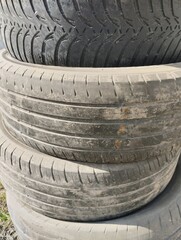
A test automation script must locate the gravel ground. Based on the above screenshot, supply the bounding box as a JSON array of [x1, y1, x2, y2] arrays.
[[0, 183, 17, 240]]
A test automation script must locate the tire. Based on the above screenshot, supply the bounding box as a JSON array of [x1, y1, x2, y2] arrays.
[[6, 158, 181, 240], [0, 51, 181, 163], [1, 0, 181, 67], [0, 117, 180, 222], [0, 18, 4, 49]]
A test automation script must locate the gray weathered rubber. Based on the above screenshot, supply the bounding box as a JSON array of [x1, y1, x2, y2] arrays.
[[1, 50, 181, 163], [6, 158, 181, 240], [0, 18, 4, 49], [1, 51, 181, 163], [0, 117, 180, 222]]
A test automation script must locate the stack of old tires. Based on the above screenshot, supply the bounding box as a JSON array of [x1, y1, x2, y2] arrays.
[[1, 1, 181, 240]]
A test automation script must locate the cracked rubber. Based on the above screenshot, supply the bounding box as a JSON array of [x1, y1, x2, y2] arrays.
[[0, 50, 181, 163], [0, 116, 180, 222], [6, 158, 181, 240], [1, 0, 181, 67]]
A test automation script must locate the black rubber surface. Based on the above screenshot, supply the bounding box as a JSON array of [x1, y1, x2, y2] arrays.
[[0, 116, 179, 222], [0, 50, 181, 163], [6, 158, 181, 240], [1, 0, 181, 67]]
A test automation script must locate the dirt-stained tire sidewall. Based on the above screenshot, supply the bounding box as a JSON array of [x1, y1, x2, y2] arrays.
[[0, 117, 180, 222], [6, 159, 181, 240], [1, 51, 181, 163]]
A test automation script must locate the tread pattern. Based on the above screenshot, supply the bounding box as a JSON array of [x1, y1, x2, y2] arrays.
[[6, 158, 181, 240], [1, 0, 181, 67], [2, 114, 181, 164], [1, 51, 181, 162], [0, 117, 180, 222]]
